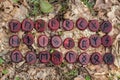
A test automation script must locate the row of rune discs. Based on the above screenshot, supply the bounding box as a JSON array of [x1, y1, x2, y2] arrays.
[[9, 18, 114, 65], [11, 50, 114, 65], [9, 18, 112, 33]]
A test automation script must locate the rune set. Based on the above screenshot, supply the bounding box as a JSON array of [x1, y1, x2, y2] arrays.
[[8, 18, 114, 65]]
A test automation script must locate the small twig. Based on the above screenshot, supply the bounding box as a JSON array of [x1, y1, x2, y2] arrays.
[[71, 0, 76, 5], [118, 40, 120, 54]]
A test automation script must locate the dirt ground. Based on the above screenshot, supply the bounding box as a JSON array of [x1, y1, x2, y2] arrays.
[[0, 0, 120, 80]]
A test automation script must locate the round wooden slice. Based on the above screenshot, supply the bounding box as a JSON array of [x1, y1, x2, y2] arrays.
[[25, 51, 37, 64], [9, 19, 21, 32], [9, 35, 20, 47], [39, 51, 50, 63], [76, 18, 88, 30], [23, 34, 34, 46], [103, 53, 114, 65], [101, 35, 112, 47], [89, 34, 101, 48], [65, 51, 77, 63], [63, 38, 75, 49], [79, 52, 90, 65], [78, 37, 89, 50], [38, 35, 48, 47], [100, 21, 112, 33], [51, 50, 63, 65], [11, 50, 22, 63], [51, 35, 62, 48], [88, 20, 99, 32], [35, 19, 47, 32], [90, 52, 102, 65], [22, 18, 34, 32], [48, 18, 59, 31], [62, 19, 74, 31]]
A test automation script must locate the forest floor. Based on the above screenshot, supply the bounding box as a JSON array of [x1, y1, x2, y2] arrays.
[[0, 0, 120, 80]]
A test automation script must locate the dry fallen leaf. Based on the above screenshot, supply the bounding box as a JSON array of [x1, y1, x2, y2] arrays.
[[0, 0, 120, 80], [112, 34, 120, 68], [74, 75, 85, 80], [94, 0, 112, 10]]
